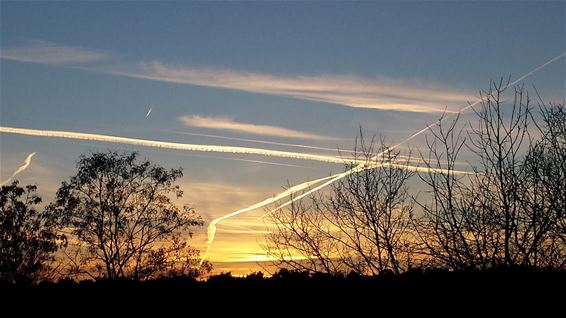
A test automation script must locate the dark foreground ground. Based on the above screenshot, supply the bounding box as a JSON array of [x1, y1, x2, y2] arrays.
[[3, 267, 565, 314]]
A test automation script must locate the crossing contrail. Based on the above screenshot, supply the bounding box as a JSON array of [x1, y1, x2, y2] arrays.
[[1, 152, 36, 186], [0, 126, 348, 164], [258, 161, 461, 219], [199, 51, 566, 264]]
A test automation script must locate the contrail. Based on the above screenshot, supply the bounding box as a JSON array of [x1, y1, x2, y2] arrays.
[[510, 52, 566, 86], [184, 153, 310, 169], [1, 152, 36, 186], [394, 53, 566, 149], [200, 174, 338, 264], [176, 131, 355, 154], [145, 107, 152, 118], [0, 126, 347, 164], [200, 52, 566, 264], [216, 157, 307, 168]]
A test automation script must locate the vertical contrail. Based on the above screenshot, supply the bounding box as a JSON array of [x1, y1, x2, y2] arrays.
[[200, 51, 566, 264], [0, 152, 36, 186]]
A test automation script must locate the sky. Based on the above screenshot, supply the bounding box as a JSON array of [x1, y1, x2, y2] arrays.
[[1, 1, 564, 275]]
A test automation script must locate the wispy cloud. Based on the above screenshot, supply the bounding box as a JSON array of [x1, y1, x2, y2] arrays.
[[0, 40, 473, 113], [179, 115, 332, 140], [0, 40, 109, 65], [112, 61, 474, 113]]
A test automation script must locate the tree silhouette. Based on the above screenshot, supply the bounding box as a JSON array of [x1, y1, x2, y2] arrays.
[[49, 151, 208, 280], [416, 82, 566, 269], [523, 100, 566, 267], [265, 82, 566, 273], [263, 135, 415, 275], [0, 181, 63, 284]]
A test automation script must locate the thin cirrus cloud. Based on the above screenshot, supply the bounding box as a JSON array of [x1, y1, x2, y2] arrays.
[[179, 115, 332, 141], [0, 41, 474, 113], [112, 61, 474, 113], [0, 40, 109, 65]]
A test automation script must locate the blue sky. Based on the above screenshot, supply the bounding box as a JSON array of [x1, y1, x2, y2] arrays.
[[1, 1, 564, 273]]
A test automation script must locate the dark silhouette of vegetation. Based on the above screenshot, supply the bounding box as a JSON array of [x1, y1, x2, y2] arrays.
[[264, 82, 566, 274], [0, 181, 64, 284], [416, 82, 566, 269], [263, 136, 415, 275], [2, 267, 565, 313], [48, 151, 211, 280]]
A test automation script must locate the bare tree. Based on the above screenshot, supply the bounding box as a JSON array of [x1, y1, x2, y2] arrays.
[[265, 82, 566, 274], [263, 135, 415, 275], [49, 151, 208, 280], [415, 112, 502, 269], [523, 100, 566, 268], [469, 82, 534, 266], [416, 81, 564, 269]]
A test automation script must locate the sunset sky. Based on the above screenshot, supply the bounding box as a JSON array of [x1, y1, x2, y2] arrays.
[[1, 1, 564, 275]]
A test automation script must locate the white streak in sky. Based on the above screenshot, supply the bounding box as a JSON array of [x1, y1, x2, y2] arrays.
[[146, 107, 153, 118], [200, 175, 337, 264], [179, 115, 333, 140], [1, 152, 36, 186], [184, 152, 309, 169], [200, 51, 566, 264], [0, 126, 345, 163], [176, 131, 354, 154], [0, 40, 109, 65]]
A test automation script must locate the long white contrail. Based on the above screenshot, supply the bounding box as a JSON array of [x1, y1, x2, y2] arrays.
[[145, 107, 153, 118], [394, 53, 566, 149], [176, 131, 355, 154], [180, 131, 424, 164], [1, 152, 36, 186], [0, 126, 347, 164], [200, 51, 566, 263]]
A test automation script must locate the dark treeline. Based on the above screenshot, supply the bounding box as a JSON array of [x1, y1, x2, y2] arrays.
[[3, 268, 566, 313], [1, 82, 565, 291]]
